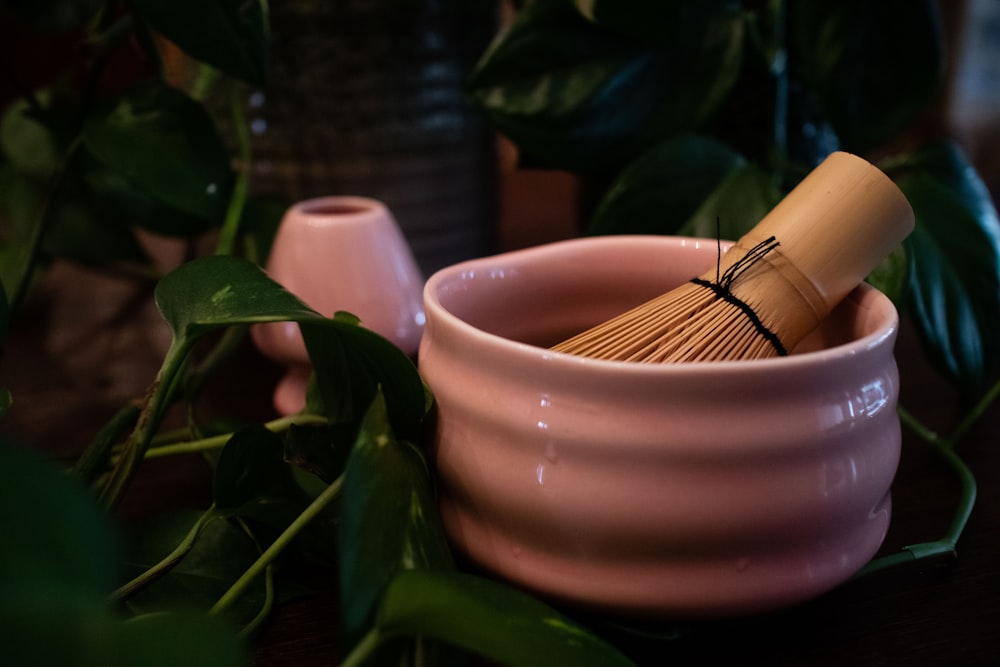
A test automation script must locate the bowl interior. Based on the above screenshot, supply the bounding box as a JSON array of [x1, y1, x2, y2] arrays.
[[431, 236, 890, 357]]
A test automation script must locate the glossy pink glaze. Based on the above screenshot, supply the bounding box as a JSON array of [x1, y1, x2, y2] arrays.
[[252, 196, 425, 415], [419, 236, 901, 618]]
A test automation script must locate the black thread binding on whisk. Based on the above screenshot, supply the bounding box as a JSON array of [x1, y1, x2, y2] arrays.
[[689, 225, 788, 357]]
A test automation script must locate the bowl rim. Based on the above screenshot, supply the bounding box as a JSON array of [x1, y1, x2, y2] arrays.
[[422, 235, 899, 376]]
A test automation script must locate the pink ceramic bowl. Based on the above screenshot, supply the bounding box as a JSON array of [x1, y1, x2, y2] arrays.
[[418, 235, 901, 618]]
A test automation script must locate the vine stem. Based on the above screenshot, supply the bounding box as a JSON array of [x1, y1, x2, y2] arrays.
[[8, 138, 82, 314], [210, 472, 345, 616], [233, 517, 276, 639], [950, 376, 1000, 446], [113, 507, 218, 601], [214, 80, 252, 257], [339, 628, 382, 667], [142, 413, 328, 460], [97, 338, 194, 508], [856, 399, 986, 578]]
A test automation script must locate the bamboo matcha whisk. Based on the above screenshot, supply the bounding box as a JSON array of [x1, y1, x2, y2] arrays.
[[550, 151, 915, 363]]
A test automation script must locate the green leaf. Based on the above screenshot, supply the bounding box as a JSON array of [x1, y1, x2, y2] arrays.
[[0, 607, 246, 667], [0, 441, 116, 609], [0, 99, 62, 179], [0, 442, 243, 667], [2, 0, 101, 30], [154, 255, 319, 340], [43, 174, 153, 268], [337, 391, 453, 646], [213, 425, 307, 526], [468, 0, 743, 172], [133, 0, 270, 87], [120, 510, 264, 619], [98, 611, 246, 667], [791, 0, 944, 152], [865, 241, 910, 305], [154, 256, 426, 435], [890, 143, 1000, 394], [82, 154, 218, 237], [284, 421, 357, 485], [574, 0, 741, 47], [374, 569, 636, 667], [0, 145, 153, 274], [587, 135, 749, 235], [300, 314, 427, 438], [676, 160, 783, 239], [82, 81, 234, 221]]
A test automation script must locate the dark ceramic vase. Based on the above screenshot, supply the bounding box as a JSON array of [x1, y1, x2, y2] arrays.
[[247, 0, 499, 276]]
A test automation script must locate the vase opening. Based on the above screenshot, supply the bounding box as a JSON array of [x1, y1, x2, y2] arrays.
[[300, 202, 372, 216]]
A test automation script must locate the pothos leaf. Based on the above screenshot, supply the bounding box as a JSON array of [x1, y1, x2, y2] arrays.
[[588, 134, 783, 243], [2, 0, 101, 31], [587, 135, 747, 236], [573, 0, 741, 47], [154, 255, 426, 438], [0, 441, 115, 608], [154, 255, 319, 340], [0, 607, 245, 667], [676, 160, 783, 239], [300, 313, 427, 439], [888, 142, 1000, 394], [213, 425, 306, 525], [0, 98, 62, 179], [133, 0, 270, 87], [0, 442, 244, 666], [82, 81, 234, 222], [120, 510, 264, 620], [791, 0, 944, 153], [467, 0, 742, 173], [865, 242, 910, 306], [374, 569, 636, 667], [337, 391, 453, 647], [283, 421, 357, 485]]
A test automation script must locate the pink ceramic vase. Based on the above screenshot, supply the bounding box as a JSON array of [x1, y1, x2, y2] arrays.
[[252, 196, 425, 415]]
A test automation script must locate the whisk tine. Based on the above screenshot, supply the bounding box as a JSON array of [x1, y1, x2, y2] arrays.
[[549, 152, 916, 364]]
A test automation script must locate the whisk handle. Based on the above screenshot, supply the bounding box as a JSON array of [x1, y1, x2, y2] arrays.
[[740, 151, 914, 314]]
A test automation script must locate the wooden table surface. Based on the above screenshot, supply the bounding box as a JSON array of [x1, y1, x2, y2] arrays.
[[2, 171, 998, 666]]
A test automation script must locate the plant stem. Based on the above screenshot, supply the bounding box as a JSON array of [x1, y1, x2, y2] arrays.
[[210, 473, 345, 615], [73, 403, 141, 484], [237, 563, 276, 638], [214, 81, 252, 257], [339, 628, 382, 667], [143, 413, 328, 460], [8, 138, 82, 314], [897, 404, 941, 445], [949, 376, 1000, 447], [932, 439, 978, 546], [233, 517, 276, 638], [113, 508, 218, 601], [857, 405, 979, 578], [98, 339, 194, 508]]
